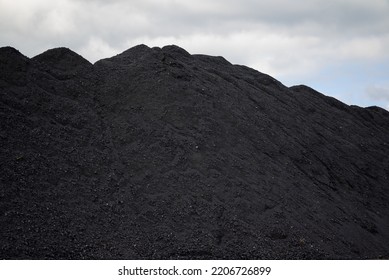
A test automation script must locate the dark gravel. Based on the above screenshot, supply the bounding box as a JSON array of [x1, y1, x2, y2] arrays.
[[1, 44, 388, 259]]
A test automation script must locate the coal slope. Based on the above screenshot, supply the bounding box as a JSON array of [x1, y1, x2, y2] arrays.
[[1, 45, 389, 259]]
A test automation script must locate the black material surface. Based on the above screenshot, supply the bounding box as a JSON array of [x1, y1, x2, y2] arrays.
[[1, 45, 388, 259]]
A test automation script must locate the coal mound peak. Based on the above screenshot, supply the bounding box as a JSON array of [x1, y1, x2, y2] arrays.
[[0, 46, 29, 67], [0, 46, 30, 86], [114, 44, 151, 59], [1, 45, 389, 260], [162, 44, 191, 57], [98, 44, 192, 67], [0, 46, 27, 60], [33, 47, 91, 71]]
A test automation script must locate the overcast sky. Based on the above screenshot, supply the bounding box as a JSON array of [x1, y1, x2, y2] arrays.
[[1, 0, 389, 110]]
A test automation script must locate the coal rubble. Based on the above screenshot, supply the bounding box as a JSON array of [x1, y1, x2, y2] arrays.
[[0, 45, 388, 259]]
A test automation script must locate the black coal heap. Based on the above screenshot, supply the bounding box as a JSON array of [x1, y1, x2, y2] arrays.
[[1, 45, 388, 259]]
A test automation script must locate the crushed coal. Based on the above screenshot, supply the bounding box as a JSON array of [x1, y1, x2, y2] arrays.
[[1, 45, 388, 259]]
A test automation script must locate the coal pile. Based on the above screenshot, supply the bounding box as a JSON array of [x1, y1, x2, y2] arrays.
[[1, 44, 388, 259]]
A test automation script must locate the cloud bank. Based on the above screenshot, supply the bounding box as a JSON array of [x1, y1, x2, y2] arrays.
[[1, 0, 388, 109]]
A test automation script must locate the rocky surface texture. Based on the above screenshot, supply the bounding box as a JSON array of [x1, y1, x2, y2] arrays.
[[1, 45, 388, 259]]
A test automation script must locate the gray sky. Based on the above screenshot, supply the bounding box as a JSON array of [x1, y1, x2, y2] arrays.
[[1, 0, 389, 110]]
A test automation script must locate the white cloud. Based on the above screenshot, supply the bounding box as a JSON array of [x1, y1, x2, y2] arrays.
[[365, 85, 389, 110], [78, 37, 119, 63], [366, 85, 389, 101], [40, 0, 77, 35]]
